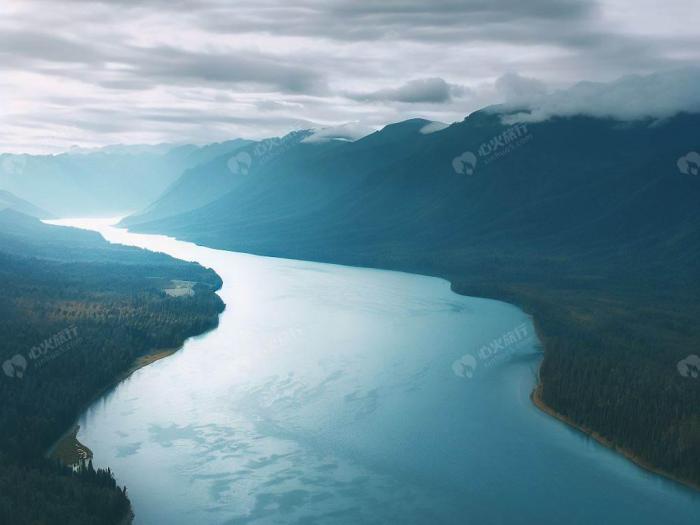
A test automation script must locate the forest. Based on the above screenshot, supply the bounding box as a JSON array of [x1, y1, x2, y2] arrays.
[[374, 248, 700, 487], [0, 216, 224, 524], [451, 270, 700, 486]]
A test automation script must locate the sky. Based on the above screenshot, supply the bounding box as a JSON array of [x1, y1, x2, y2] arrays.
[[1, 0, 699, 153]]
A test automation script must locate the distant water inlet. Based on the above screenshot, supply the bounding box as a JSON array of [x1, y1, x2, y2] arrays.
[[54, 218, 699, 525]]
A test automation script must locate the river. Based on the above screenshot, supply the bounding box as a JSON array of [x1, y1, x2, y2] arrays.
[[52, 218, 698, 524]]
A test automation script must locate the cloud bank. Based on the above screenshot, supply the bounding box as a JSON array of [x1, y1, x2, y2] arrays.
[[1, 0, 699, 152], [349, 78, 466, 104], [302, 123, 378, 143], [500, 69, 700, 123]]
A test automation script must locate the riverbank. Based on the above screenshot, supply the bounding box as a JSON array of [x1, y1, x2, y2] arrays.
[[49, 425, 93, 465], [0, 215, 226, 524], [454, 281, 700, 493], [531, 383, 700, 493], [45, 340, 217, 525], [465, 283, 700, 493], [48, 347, 181, 466]]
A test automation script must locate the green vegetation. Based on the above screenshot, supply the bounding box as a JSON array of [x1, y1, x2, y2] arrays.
[[50, 426, 93, 466], [447, 263, 700, 487], [0, 212, 224, 524]]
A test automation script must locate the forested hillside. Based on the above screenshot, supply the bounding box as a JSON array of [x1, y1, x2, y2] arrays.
[[0, 212, 225, 524]]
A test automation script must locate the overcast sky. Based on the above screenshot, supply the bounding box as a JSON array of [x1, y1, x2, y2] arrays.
[[1, 0, 699, 153]]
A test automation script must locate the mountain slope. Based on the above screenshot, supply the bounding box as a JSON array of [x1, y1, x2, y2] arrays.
[[123, 110, 700, 487], [0, 190, 54, 219], [0, 139, 250, 217], [125, 111, 700, 281], [121, 134, 301, 226]]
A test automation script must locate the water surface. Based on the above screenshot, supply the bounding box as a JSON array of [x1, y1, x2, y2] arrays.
[[54, 218, 698, 524]]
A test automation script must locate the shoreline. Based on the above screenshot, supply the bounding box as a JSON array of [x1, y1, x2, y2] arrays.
[[531, 383, 700, 493], [49, 425, 93, 466], [47, 346, 180, 466], [504, 299, 699, 495], [46, 346, 183, 525]]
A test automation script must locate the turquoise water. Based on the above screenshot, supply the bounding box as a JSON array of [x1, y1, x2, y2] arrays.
[[56, 219, 699, 524]]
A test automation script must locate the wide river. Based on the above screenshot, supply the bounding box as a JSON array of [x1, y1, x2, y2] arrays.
[[55, 218, 698, 524]]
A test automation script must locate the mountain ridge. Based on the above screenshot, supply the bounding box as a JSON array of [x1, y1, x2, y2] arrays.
[[0, 190, 54, 219], [0, 139, 251, 217]]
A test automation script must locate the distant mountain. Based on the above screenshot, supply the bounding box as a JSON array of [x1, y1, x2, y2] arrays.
[[122, 109, 700, 487], [122, 133, 308, 226], [123, 111, 700, 282], [0, 139, 250, 217], [0, 190, 54, 219], [0, 209, 205, 269], [0, 209, 114, 262]]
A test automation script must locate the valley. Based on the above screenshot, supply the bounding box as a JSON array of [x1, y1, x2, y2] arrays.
[[121, 110, 700, 489]]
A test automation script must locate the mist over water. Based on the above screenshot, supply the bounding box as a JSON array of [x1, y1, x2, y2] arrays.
[[51, 219, 699, 525]]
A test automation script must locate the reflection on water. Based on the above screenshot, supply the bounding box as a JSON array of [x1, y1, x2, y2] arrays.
[[52, 218, 699, 524]]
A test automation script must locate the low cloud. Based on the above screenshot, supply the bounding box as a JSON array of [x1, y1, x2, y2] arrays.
[[495, 73, 549, 106], [349, 78, 465, 104], [500, 68, 700, 123], [419, 121, 450, 134], [302, 122, 377, 143]]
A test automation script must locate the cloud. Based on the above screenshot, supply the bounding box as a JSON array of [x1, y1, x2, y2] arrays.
[[495, 73, 548, 105], [132, 47, 328, 94], [349, 78, 466, 104], [302, 122, 376, 143], [500, 68, 700, 122], [419, 121, 450, 134], [202, 0, 596, 43], [0, 29, 105, 65], [1, 0, 700, 152], [0, 29, 327, 95]]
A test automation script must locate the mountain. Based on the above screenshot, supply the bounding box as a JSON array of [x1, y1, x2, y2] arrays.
[[0, 208, 104, 259], [0, 139, 250, 217], [122, 109, 700, 487], [0, 190, 54, 219], [123, 111, 700, 282], [122, 132, 308, 226]]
